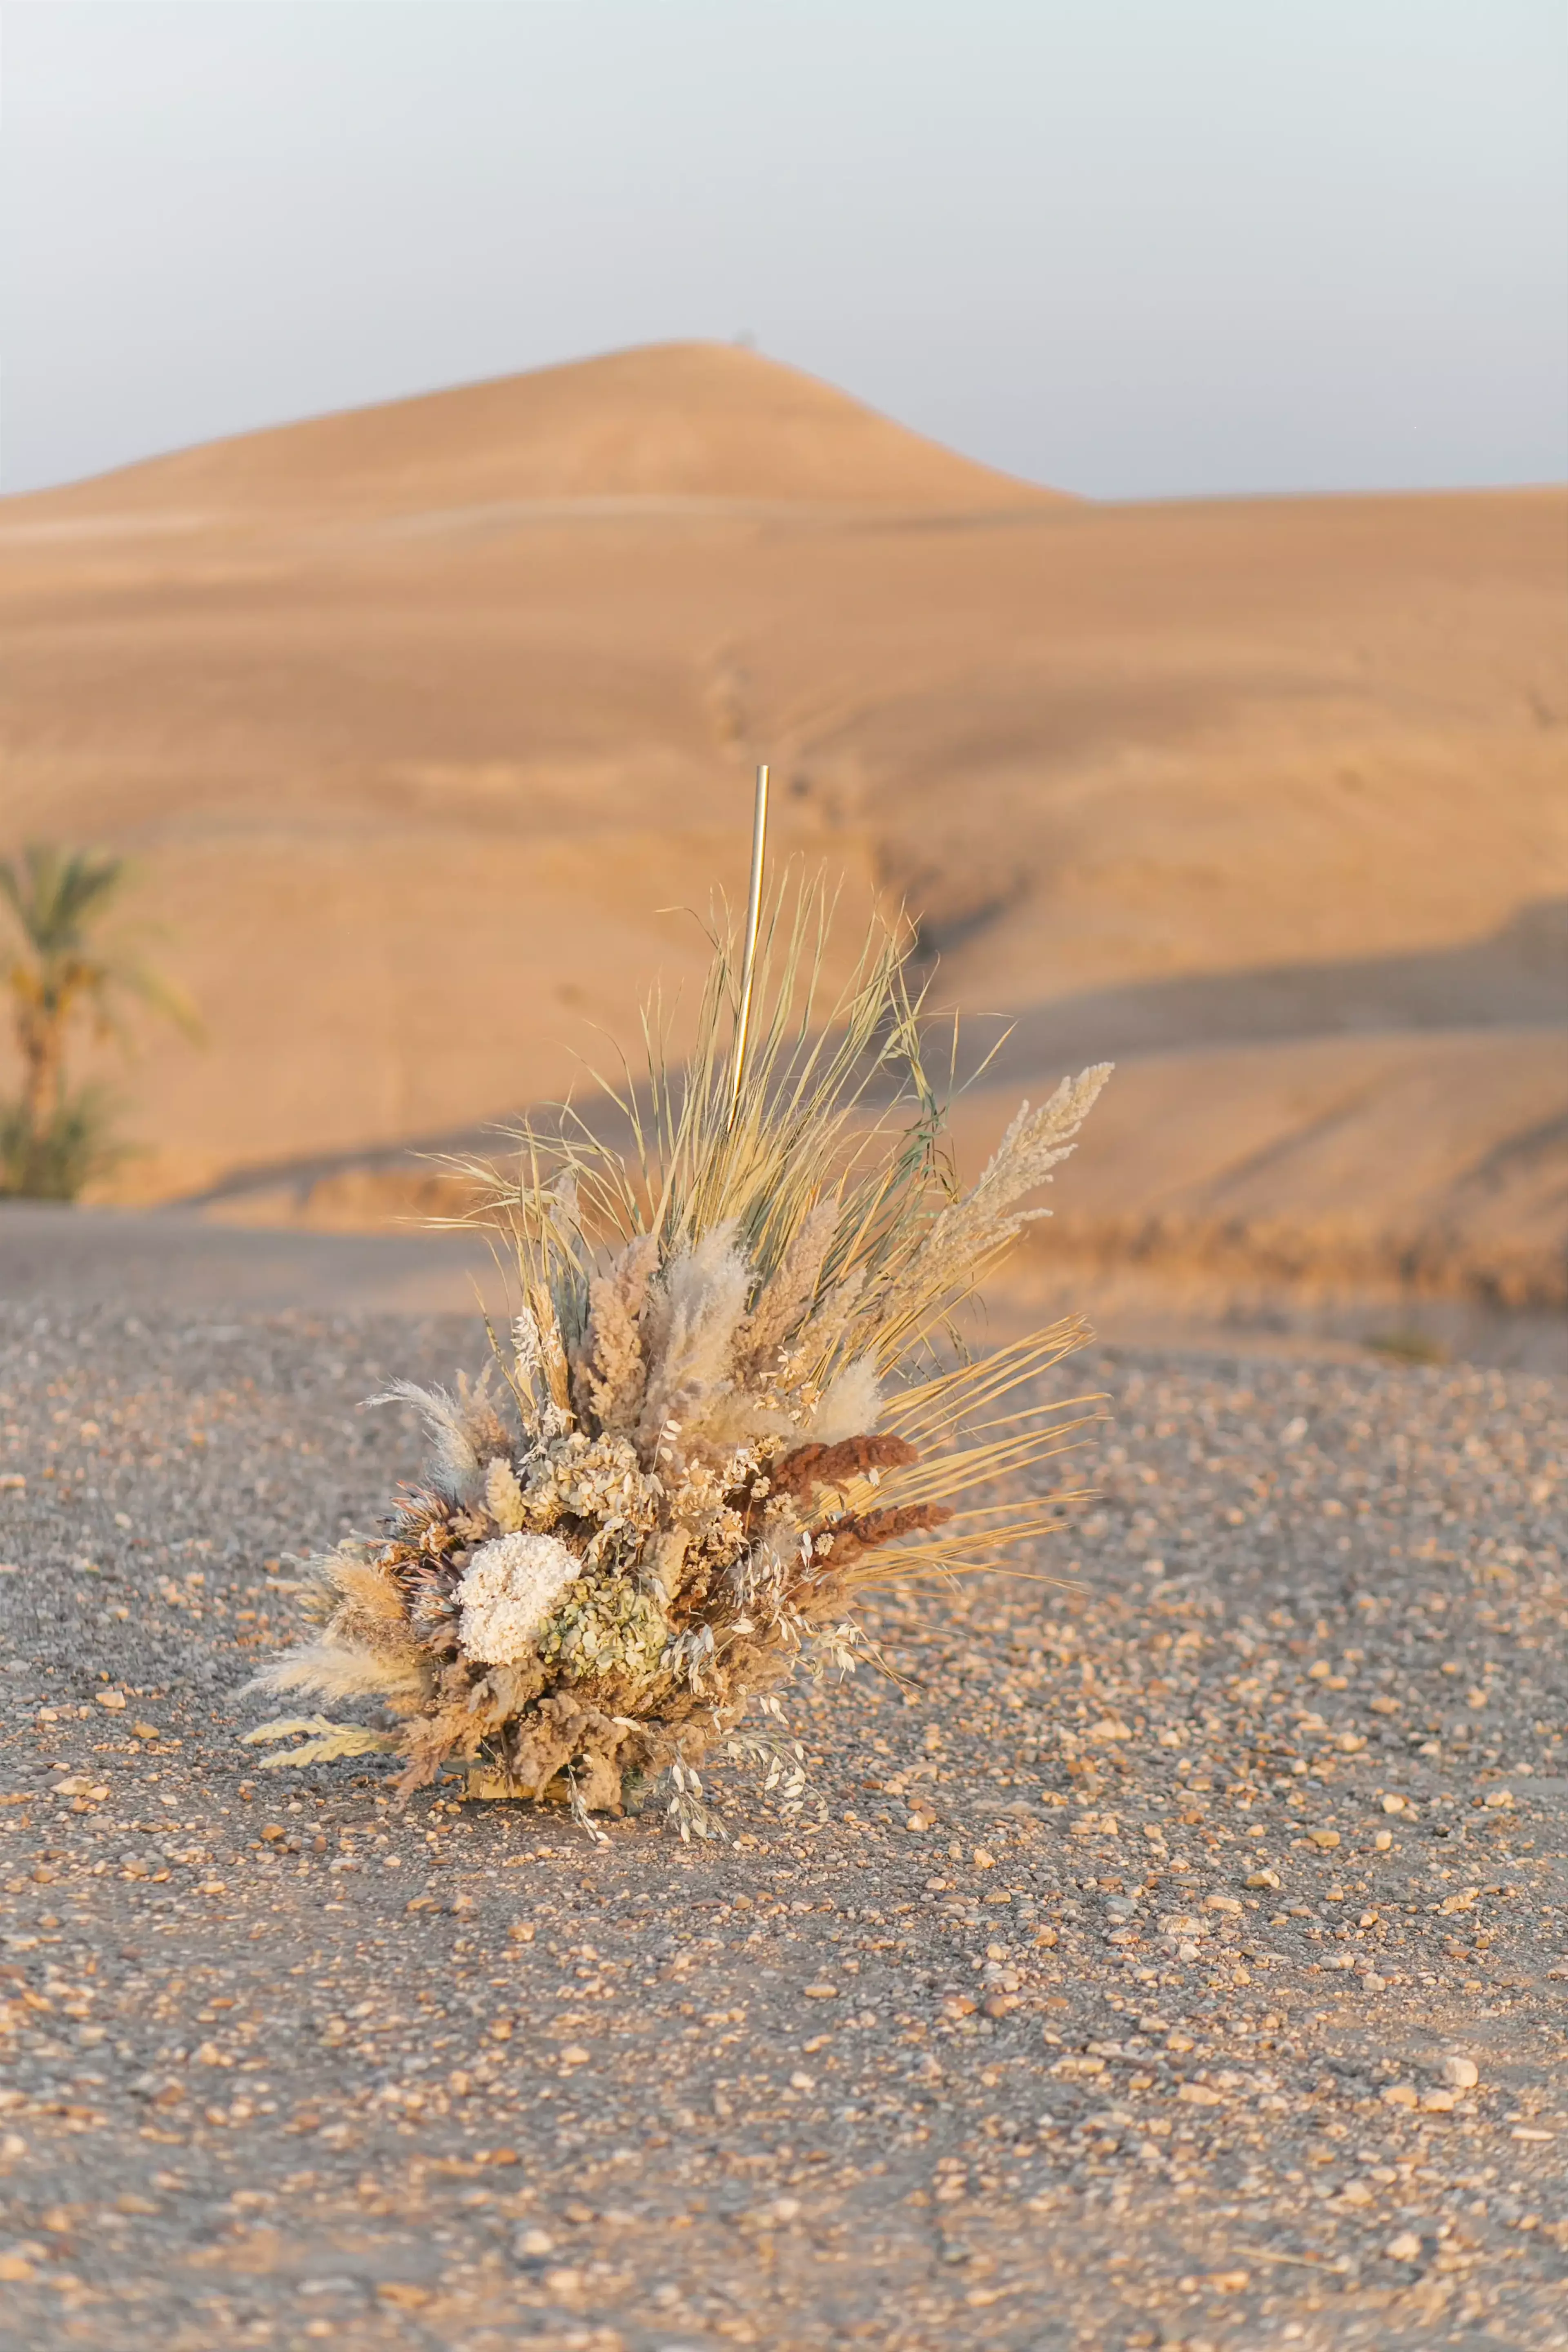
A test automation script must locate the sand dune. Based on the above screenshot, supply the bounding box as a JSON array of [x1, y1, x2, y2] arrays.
[[3, 341, 1051, 520], [1, 341, 1563, 1341]]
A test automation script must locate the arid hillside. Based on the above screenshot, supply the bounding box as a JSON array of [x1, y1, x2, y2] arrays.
[[9, 340, 1054, 518], [2, 341, 1563, 1349]]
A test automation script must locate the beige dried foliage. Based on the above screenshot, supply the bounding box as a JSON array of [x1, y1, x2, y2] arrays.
[[733, 1195, 839, 1378], [484, 1455, 528, 1532], [245, 876, 1110, 1831], [240, 1717, 401, 1768], [635, 1222, 752, 1462], [577, 1232, 658, 1432]]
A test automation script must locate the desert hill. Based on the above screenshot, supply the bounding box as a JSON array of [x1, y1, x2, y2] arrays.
[[2, 341, 1054, 520], [1, 343, 1563, 1356]]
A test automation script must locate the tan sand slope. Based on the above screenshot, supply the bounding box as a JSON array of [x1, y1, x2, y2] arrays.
[[4, 341, 1053, 520], [0, 342, 1563, 1338], [960, 1027, 1568, 1306]]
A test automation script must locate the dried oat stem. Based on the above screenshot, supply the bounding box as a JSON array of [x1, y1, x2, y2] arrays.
[[727, 762, 769, 1126]]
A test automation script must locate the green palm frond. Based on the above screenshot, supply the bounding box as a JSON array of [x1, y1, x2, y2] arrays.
[[0, 842, 128, 956], [0, 838, 202, 1199]]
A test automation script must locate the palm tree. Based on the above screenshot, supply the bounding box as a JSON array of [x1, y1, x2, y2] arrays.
[[0, 842, 200, 1198]]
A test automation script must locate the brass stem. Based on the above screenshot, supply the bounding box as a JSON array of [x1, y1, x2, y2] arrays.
[[727, 764, 769, 1125]]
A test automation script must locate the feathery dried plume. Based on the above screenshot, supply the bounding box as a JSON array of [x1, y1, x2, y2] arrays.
[[366, 1372, 509, 1502], [808, 1354, 883, 1443], [243, 869, 1110, 1831], [576, 1232, 658, 1432], [634, 1221, 752, 1464], [733, 1195, 839, 1378]]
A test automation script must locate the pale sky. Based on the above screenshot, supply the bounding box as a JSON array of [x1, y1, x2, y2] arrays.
[[3, 0, 1565, 499]]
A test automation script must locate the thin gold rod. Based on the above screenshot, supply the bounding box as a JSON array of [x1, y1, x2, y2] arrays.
[[727, 763, 769, 1124]]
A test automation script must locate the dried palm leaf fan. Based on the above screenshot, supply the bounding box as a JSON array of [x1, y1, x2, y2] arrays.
[[244, 770, 1112, 1837]]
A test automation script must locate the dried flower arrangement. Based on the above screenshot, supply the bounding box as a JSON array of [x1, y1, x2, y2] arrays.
[[244, 806, 1110, 1837]]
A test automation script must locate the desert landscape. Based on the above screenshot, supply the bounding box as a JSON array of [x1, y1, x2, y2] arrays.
[[9, 0, 1568, 2331], [1, 342, 1566, 2352], [1, 341, 1563, 1358]]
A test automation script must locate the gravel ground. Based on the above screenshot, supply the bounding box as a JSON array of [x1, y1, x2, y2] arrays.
[[0, 1304, 1564, 2352]]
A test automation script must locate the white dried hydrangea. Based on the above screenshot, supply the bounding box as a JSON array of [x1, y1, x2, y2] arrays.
[[459, 1531, 580, 1665]]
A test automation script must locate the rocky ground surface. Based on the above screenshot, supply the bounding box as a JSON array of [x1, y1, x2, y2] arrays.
[[0, 1303, 1564, 2352]]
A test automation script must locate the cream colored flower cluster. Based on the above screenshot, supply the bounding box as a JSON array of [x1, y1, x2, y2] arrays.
[[459, 1531, 578, 1666]]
